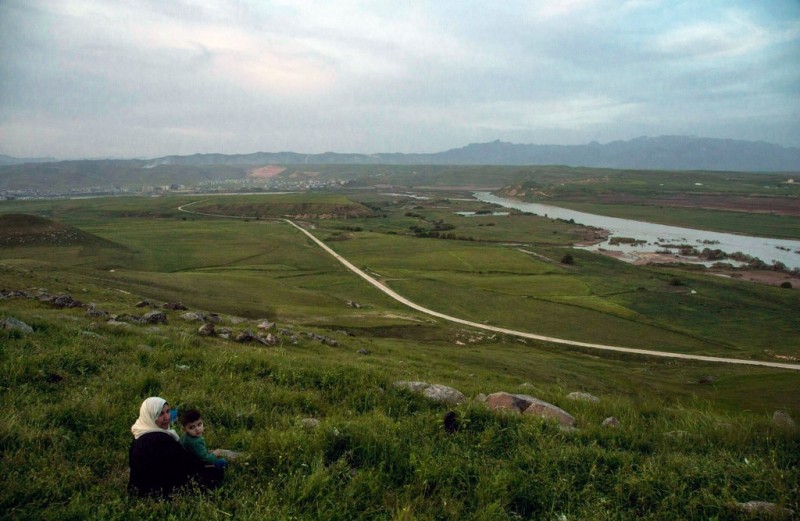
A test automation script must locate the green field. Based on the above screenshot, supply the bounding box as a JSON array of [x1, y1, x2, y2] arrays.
[[1, 192, 799, 519]]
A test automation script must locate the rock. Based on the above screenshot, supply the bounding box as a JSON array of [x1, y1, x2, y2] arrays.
[[698, 375, 716, 384], [162, 302, 188, 310], [135, 300, 155, 308], [257, 320, 275, 330], [602, 417, 620, 428], [300, 418, 321, 429], [106, 319, 128, 327], [206, 313, 221, 324], [567, 392, 599, 402], [85, 306, 109, 318], [393, 381, 466, 405], [255, 333, 278, 346], [51, 294, 74, 308], [1, 317, 34, 334], [357, 349, 369, 355], [198, 323, 215, 336], [736, 501, 794, 518], [236, 330, 255, 342], [523, 401, 577, 427], [485, 392, 577, 427], [772, 410, 796, 429], [181, 311, 205, 322], [485, 392, 534, 413], [346, 300, 361, 309], [474, 393, 487, 403], [141, 311, 167, 324], [217, 327, 232, 339]]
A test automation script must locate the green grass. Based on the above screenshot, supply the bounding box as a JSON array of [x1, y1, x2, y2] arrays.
[[1, 192, 799, 519]]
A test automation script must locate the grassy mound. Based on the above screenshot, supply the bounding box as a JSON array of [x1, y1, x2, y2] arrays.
[[0, 213, 122, 248]]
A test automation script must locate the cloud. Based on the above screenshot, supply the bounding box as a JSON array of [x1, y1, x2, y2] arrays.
[[1, 0, 799, 158]]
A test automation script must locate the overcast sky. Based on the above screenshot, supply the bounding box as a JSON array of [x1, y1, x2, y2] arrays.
[[1, 0, 799, 159]]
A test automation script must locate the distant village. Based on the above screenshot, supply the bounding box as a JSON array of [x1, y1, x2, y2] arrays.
[[0, 176, 349, 201]]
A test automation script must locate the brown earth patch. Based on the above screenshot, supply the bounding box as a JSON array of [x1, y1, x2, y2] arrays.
[[248, 165, 286, 179]]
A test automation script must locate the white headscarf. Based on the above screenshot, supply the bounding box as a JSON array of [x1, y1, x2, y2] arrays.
[[131, 396, 179, 441]]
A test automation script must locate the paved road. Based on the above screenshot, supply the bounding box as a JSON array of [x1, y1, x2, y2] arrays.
[[177, 201, 800, 371]]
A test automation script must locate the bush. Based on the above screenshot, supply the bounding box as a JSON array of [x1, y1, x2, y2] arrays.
[[561, 254, 574, 265], [780, 281, 792, 289]]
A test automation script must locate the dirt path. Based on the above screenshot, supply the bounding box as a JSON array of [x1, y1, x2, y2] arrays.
[[176, 201, 799, 371], [285, 220, 800, 371]]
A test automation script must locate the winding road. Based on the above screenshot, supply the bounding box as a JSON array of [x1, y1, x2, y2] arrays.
[[178, 200, 800, 371]]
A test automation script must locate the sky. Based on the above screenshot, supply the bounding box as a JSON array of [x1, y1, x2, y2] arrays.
[[1, 0, 799, 159]]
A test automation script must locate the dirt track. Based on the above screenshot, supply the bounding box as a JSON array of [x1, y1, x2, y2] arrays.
[[285, 219, 800, 371]]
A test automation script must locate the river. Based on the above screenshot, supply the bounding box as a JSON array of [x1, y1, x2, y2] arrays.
[[474, 192, 800, 270]]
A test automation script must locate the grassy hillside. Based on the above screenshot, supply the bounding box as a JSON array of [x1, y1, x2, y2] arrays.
[[1, 192, 799, 519]]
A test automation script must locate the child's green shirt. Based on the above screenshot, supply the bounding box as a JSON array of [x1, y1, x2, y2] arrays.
[[179, 433, 218, 464]]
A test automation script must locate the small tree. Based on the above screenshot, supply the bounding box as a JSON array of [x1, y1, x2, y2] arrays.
[[561, 253, 574, 265]]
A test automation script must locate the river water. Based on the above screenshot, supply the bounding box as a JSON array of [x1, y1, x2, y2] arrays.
[[474, 192, 800, 270]]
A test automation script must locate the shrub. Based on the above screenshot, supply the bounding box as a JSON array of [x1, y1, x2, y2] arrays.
[[561, 254, 574, 265]]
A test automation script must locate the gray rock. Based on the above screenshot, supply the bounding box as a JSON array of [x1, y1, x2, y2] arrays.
[[393, 381, 466, 404], [162, 302, 187, 310], [772, 410, 796, 429], [257, 320, 275, 330], [357, 349, 369, 355], [736, 501, 794, 518], [181, 311, 205, 322], [256, 333, 279, 346], [198, 323, 215, 336], [217, 327, 232, 339], [0, 317, 34, 334], [141, 311, 167, 324], [602, 417, 620, 428], [567, 392, 599, 402], [485, 392, 577, 427], [236, 330, 255, 342], [300, 418, 321, 428]]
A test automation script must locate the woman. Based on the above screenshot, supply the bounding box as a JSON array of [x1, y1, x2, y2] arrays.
[[128, 397, 223, 497]]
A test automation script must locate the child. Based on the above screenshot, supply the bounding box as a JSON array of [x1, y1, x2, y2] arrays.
[[178, 409, 228, 469]]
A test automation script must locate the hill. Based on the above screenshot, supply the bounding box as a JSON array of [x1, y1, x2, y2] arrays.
[[2, 136, 799, 195], [139, 136, 800, 171], [0, 213, 123, 248]]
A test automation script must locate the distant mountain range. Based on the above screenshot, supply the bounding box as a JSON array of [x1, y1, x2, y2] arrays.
[[2, 136, 799, 172]]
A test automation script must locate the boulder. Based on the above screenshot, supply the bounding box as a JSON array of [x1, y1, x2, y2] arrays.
[[236, 330, 255, 342], [181, 311, 205, 322], [485, 392, 577, 427], [602, 417, 620, 428], [206, 313, 221, 324], [217, 327, 232, 340], [135, 300, 155, 308], [485, 392, 533, 413], [357, 349, 369, 355], [736, 501, 794, 518], [162, 302, 188, 310], [198, 323, 215, 336], [255, 333, 279, 346], [1, 317, 34, 334], [698, 375, 716, 384], [141, 311, 167, 324], [393, 381, 466, 405], [257, 320, 275, 330], [300, 418, 321, 429], [85, 305, 109, 318], [772, 410, 795, 429], [51, 294, 75, 308], [567, 392, 599, 402]]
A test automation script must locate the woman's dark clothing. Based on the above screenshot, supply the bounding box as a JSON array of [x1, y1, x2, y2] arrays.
[[128, 432, 223, 497]]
